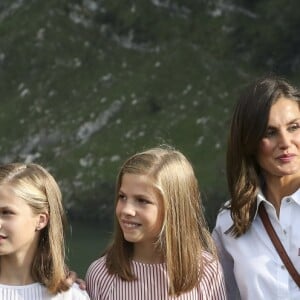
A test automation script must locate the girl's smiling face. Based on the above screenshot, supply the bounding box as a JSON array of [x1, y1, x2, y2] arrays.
[[116, 173, 164, 251]]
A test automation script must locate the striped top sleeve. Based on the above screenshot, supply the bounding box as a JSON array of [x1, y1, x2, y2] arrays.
[[85, 252, 227, 300]]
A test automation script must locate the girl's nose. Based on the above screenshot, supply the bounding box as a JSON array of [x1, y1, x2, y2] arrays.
[[121, 200, 136, 216]]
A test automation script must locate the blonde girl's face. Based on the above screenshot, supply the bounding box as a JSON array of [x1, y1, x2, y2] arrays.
[[116, 173, 164, 252], [0, 186, 43, 260], [257, 97, 300, 180]]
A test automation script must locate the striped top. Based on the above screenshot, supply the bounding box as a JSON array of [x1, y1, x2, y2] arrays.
[[0, 282, 90, 300], [86, 252, 227, 300]]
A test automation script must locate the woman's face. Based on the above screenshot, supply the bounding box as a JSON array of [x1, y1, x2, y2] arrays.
[[257, 97, 300, 180]]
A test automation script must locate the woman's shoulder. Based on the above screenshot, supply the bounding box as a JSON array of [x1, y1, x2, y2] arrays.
[[214, 201, 233, 228]]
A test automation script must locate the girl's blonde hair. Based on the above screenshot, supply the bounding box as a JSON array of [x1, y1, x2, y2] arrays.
[[106, 146, 216, 296], [0, 163, 69, 294]]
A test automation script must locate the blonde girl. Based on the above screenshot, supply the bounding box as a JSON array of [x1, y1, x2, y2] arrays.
[[0, 163, 90, 300], [86, 146, 226, 299]]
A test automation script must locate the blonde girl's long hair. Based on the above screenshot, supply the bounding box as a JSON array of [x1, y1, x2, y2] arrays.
[[0, 163, 69, 294], [105, 146, 217, 296]]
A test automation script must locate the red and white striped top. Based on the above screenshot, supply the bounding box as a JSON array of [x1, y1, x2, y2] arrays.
[[85, 252, 227, 300]]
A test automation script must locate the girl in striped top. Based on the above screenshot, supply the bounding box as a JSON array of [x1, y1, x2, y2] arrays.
[[86, 146, 226, 299], [0, 163, 90, 300]]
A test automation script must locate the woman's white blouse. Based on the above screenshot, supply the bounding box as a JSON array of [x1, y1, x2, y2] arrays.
[[212, 189, 300, 300], [0, 282, 90, 300]]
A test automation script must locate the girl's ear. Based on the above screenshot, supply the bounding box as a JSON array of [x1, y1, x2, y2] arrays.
[[36, 213, 49, 231]]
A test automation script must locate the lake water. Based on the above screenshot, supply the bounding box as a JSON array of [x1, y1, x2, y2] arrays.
[[66, 220, 113, 278]]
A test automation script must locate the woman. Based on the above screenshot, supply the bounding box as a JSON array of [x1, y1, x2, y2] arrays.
[[86, 146, 226, 299], [213, 75, 300, 299]]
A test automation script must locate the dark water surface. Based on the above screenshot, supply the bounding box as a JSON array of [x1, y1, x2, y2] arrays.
[[66, 220, 112, 277]]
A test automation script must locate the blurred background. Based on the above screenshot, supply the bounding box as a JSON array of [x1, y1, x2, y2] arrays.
[[1, 0, 300, 277]]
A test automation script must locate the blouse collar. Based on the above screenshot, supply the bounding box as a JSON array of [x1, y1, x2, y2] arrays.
[[254, 187, 300, 219]]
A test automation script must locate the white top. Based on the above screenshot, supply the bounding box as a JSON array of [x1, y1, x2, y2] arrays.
[[85, 251, 227, 300], [212, 189, 300, 300], [0, 282, 90, 300]]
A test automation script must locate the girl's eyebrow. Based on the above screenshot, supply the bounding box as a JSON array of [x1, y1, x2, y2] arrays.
[[119, 188, 149, 197], [134, 194, 149, 199], [130, 192, 151, 200], [118, 189, 129, 195]]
